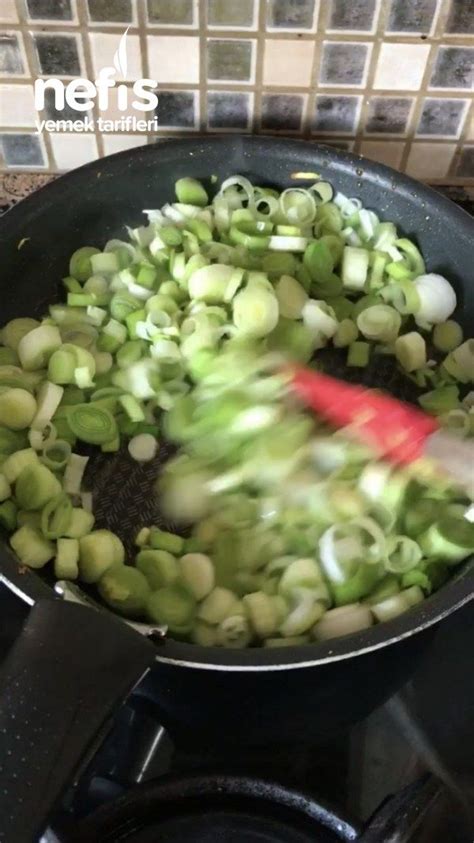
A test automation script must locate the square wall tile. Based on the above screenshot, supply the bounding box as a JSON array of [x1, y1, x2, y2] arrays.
[[328, 0, 377, 32], [266, 0, 317, 31], [263, 39, 314, 86], [26, 0, 74, 20], [417, 98, 468, 138], [456, 146, 473, 178], [87, 0, 133, 22], [147, 0, 195, 26], [0, 84, 37, 127], [89, 32, 142, 81], [207, 0, 256, 29], [148, 36, 200, 83], [0, 1, 19, 23], [374, 43, 430, 90], [157, 90, 197, 128], [1, 133, 45, 167], [387, 0, 438, 33], [0, 34, 25, 74], [102, 134, 147, 155], [360, 140, 405, 170], [51, 133, 98, 170], [261, 93, 304, 131], [33, 33, 81, 77], [208, 91, 251, 129], [319, 42, 370, 87], [366, 97, 413, 134], [313, 95, 361, 134], [429, 47, 473, 89], [207, 38, 254, 83], [406, 142, 456, 178], [446, 0, 474, 34]]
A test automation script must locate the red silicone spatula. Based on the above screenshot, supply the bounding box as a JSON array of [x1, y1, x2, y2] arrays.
[[290, 366, 474, 494]]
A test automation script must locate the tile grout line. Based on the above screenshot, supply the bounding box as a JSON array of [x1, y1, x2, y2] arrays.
[[304, 0, 325, 139], [198, 0, 207, 133], [353, 0, 388, 157], [135, 0, 152, 147], [399, 0, 452, 174], [252, 0, 265, 133], [75, 0, 103, 161]]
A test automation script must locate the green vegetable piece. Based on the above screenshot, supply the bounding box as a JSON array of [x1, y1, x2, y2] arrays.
[[69, 246, 100, 282], [136, 549, 178, 590], [146, 585, 196, 632], [175, 177, 208, 207], [10, 524, 55, 568], [68, 404, 118, 445], [16, 464, 62, 511], [54, 537, 79, 580], [99, 564, 150, 617], [347, 341, 370, 367], [0, 499, 17, 531], [303, 240, 334, 285], [149, 527, 184, 555], [79, 529, 125, 583]]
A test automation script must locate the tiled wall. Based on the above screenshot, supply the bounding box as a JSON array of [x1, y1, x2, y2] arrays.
[[0, 0, 472, 181]]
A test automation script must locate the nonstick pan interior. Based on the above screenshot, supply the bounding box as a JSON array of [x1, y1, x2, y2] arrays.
[[1, 136, 472, 668]]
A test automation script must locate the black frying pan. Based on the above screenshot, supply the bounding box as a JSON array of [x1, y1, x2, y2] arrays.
[[0, 137, 472, 843]]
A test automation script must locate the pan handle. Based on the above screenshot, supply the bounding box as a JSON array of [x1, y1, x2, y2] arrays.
[[0, 597, 157, 843]]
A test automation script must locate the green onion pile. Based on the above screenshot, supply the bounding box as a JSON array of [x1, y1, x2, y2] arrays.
[[1, 174, 473, 648]]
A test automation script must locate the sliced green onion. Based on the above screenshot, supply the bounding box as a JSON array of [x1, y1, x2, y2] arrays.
[[68, 404, 118, 445], [414, 273, 457, 328], [0, 499, 17, 531], [18, 325, 62, 371], [0, 473, 11, 502], [233, 283, 279, 338], [385, 535, 422, 574], [313, 603, 372, 641], [10, 524, 55, 568], [433, 320, 463, 353], [0, 388, 37, 430], [418, 385, 460, 415], [128, 433, 158, 462], [2, 318, 40, 351], [41, 493, 72, 539], [342, 246, 369, 290], [54, 537, 79, 580], [333, 318, 358, 348], [2, 448, 39, 484], [69, 246, 100, 282], [371, 593, 412, 623], [347, 341, 370, 367], [274, 275, 308, 319], [357, 305, 401, 343], [175, 177, 208, 207], [42, 439, 71, 471], [395, 332, 426, 372], [98, 565, 150, 617], [179, 552, 215, 600], [79, 529, 125, 583], [16, 463, 62, 511], [32, 381, 64, 430]]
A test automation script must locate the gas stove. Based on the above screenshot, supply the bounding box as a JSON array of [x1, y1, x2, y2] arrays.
[[1, 582, 472, 843]]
